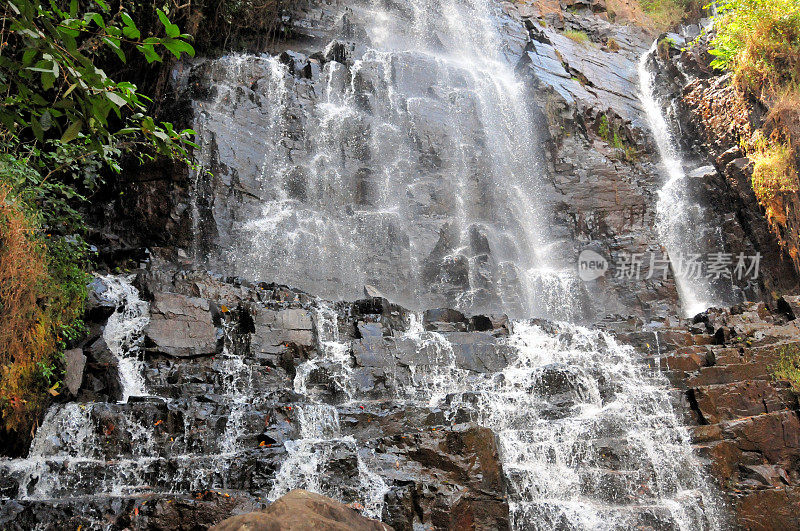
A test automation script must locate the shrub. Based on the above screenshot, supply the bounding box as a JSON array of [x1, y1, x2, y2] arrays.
[[0, 1, 196, 450], [597, 114, 638, 160], [749, 132, 798, 227], [0, 181, 89, 440], [709, 0, 800, 101], [772, 344, 800, 391], [563, 30, 591, 45]]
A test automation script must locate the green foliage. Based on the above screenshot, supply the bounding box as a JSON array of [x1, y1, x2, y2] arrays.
[[0, 0, 197, 444], [563, 29, 590, 45], [772, 344, 800, 391], [597, 114, 637, 161], [0, 0, 197, 165], [708, 0, 800, 99]]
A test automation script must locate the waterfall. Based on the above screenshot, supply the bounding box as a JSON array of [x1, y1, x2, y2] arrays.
[[98, 274, 150, 402], [637, 43, 732, 316], [397, 321, 723, 529], [194, 0, 585, 319], [0, 2, 729, 529]]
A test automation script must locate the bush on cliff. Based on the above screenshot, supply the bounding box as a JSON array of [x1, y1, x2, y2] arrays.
[[709, 0, 800, 100], [0, 0, 196, 452], [709, 0, 800, 231]]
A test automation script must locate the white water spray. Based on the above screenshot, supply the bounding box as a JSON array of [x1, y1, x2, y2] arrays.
[[98, 274, 150, 402], [638, 44, 728, 316]]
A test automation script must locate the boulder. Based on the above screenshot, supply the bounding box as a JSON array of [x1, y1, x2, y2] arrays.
[[63, 348, 86, 396], [145, 292, 219, 357], [209, 490, 392, 531]]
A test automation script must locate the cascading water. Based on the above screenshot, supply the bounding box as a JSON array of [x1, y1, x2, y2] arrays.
[[193, 0, 585, 319], [269, 304, 389, 519], [98, 274, 150, 401], [399, 321, 724, 529], [0, 1, 729, 529], [637, 43, 734, 316]]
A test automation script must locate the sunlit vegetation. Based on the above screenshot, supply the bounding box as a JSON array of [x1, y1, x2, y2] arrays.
[[709, 0, 800, 228], [772, 344, 800, 391], [709, 0, 800, 99], [0, 0, 196, 445], [563, 29, 591, 45]]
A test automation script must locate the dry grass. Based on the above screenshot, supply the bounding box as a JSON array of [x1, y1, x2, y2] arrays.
[[766, 89, 800, 154], [750, 134, 798, 223], [0, 184, 54, 436]]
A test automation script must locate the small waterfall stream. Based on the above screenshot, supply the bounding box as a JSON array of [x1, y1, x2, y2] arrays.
[[638, 42, 733, 316], [97, 275, 150, 402]]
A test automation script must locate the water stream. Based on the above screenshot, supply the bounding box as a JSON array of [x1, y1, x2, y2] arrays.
[[637, 43, 733, 316]]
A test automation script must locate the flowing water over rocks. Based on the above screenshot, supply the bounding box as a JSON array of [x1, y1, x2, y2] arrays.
[[191, 0, 584, 319], [0, 0, 754, 529], [0, 268, 725, 529]]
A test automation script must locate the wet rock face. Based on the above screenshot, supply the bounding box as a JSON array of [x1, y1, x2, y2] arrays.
[[651, 34, 800, 299], [614, 301, 800, 529], [180, 0, 693, 323], [0, 264, 513, 530]]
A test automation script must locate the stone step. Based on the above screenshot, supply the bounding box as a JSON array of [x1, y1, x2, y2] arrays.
[[0, 490, 267, 531], [1, 449, 286, 500]]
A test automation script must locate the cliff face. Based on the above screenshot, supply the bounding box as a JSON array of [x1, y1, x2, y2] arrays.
[[653, 35, 800, 299]]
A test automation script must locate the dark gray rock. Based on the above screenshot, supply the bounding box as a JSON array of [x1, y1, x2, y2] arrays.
[[63, 348, 86, 396], [145, 292, 219, 357]]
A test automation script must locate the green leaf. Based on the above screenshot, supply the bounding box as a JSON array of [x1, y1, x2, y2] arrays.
[[63, 83, 77, 98], [122, 25, 140, 39], [41, 71, 56, 90], [31, 115, 44, 141], [157, 9, 180, 38], [88, 12, 105, 29], [120, 11, 140, 38], [61, 120, 82, 142], [167, 38, 195, 58], [137, 44, 161, 64], [22, 48, 37, 66], [103, 37, 125, 62]]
